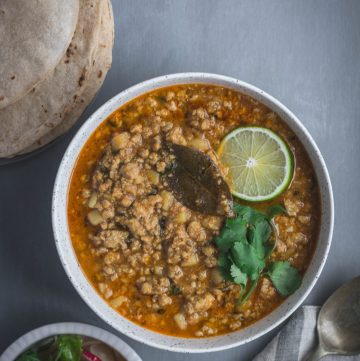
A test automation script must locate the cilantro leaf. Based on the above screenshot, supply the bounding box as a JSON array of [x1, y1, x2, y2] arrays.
[[267, 204, 287, 219], [215, 225, 245, 251], [230, 264, 247, 286], [55, 335, 83, 361], [215, 219, 247, 251], [225, 216, 247, 233], [218, 252, 233, 281], [267, 261, 302, 297], [233, 204, 263, 224], [215, 202, 301, 305], [248, 219, 272, 258], [170, 284, 181, 295], [233, 203, 251, 216], [216, 204, 264, 252], [231, 241, 265, 280]]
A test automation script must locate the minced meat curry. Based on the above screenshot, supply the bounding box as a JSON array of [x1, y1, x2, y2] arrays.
[[68, 84, 320, 338]]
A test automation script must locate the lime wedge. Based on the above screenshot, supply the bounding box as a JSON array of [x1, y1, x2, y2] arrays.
[[217, 127, 293, 202]]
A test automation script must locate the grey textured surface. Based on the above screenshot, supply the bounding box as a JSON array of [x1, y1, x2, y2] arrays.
[[0, 1, 360, 360]]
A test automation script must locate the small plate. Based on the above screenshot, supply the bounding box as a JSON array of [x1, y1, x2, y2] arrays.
[[0, 322, 142, 361]]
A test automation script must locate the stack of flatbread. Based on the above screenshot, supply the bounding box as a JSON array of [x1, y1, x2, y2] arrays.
[[0, 0, 114, 158]]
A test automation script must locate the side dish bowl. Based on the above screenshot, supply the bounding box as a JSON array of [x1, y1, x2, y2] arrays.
[[52, 73, 334, 353], [0, 322, 142, 361]]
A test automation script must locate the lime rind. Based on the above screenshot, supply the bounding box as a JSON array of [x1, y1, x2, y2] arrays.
[[218, 127, 293, 202]]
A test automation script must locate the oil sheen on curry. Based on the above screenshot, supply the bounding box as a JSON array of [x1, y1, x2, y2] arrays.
[[68, 84, 320, 338]]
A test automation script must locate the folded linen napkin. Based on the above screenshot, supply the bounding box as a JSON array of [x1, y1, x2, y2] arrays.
[[253, 306, 360, 361]]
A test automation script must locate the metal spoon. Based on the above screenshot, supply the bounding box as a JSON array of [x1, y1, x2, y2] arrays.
[[306, 276, 360, 361]]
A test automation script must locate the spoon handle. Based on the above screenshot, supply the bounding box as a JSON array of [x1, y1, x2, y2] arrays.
[[305, 344, 328, 361]]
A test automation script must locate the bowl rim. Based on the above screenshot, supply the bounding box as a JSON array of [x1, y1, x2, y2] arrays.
[[0, 322, 142, 361], [52, 72, 334, 353]]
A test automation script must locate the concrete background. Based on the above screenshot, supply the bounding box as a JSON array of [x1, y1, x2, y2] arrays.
[[1, 1, 360, 360]]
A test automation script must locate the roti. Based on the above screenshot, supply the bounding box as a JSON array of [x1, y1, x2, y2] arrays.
[[0, 0, 104, 158], [19, 0, 114, 155], [0, 0, 79, 109]]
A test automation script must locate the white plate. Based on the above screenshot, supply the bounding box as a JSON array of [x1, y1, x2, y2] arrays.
[[52, 73, 334, 353], [0, 322, 142, 361]]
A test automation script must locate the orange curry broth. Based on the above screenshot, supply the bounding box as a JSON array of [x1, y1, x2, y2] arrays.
[[68, 84, 320, 337]]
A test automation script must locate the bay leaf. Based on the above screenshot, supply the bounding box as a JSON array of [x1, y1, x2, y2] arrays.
[[165, 142, 233, 216]]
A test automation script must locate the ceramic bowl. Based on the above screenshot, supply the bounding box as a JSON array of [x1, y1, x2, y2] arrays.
[[0, 322, 142, 361], [52, 73, 334, 353]]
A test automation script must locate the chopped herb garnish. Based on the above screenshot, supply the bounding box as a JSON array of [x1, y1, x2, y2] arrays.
[[16, 351, 41, 361], [55, 335, 83, 361], [216, 203, 301, 305], [231, 241, 265, 281], [230, 264, 247, 286], [170, 284, 182, 295], [266, 261, 302, 297], [16, 335, 83, 361]]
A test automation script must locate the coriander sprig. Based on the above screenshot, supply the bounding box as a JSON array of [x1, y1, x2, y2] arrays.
[[216, 203, 302, 305], [16, 335, 83, 361]]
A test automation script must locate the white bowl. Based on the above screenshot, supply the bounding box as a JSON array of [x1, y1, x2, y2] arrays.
[[0, 322, 142, 361], [52, 73, 334, 353]]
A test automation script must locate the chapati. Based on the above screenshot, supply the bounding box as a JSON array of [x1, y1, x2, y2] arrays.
[[0, 0, 79, 109], [0, 0, 103, 158], [19, 0, 114, 155]]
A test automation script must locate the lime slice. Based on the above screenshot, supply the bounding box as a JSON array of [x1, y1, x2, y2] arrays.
[[217, 127, 293, 201]]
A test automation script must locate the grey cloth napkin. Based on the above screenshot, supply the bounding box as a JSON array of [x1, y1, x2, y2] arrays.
[[253, 306, 360, 361]]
